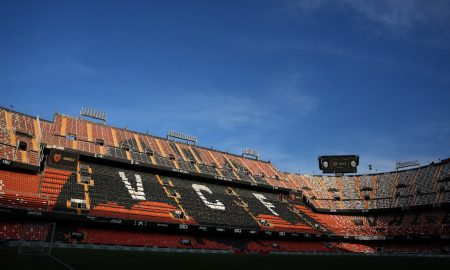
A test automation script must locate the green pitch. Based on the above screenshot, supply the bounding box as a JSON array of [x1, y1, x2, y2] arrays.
[[1, 247, 449, 270]]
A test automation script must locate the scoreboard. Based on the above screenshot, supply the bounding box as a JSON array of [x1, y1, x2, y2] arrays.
[[318, 155, 359, 174]]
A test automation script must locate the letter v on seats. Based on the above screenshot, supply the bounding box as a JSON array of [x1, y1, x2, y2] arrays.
[[118, 172, 146, 200]]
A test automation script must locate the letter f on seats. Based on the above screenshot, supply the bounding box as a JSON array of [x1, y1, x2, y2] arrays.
[[253, 193, 279, 216]]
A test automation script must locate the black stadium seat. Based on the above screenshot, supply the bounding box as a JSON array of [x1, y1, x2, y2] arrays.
[[87, 163, 176, 209], [168, 176, 259, 229]]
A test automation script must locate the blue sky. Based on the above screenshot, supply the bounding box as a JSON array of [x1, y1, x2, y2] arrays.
[[1, 0, 449, 174]]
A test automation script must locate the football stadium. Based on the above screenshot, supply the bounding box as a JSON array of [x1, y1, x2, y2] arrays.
[[2, 1, 450, 269], [0, 106, 449, 269]]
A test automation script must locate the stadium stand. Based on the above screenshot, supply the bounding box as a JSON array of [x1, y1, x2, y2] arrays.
[[233, 187, 315, 232], [0, 222, 50, 241], [55, 226, 334, 253], [167, 176, 259, 228], [75, 228, 229, 249], [0, 106, 449, 255], [0, 169, 48, 211]]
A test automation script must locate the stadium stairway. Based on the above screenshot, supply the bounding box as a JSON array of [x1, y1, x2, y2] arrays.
[[155, 174, 197, 224], [234, 187, 315, 233], [226, 187, 262, 226], [293, 205, 331, 233], [40, 168, 72, 210]]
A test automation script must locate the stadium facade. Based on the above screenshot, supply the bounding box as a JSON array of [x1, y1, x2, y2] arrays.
[[0, 106, 449, 254]]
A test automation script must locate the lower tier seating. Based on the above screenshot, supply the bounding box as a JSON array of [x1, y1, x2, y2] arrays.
[[0, 222, 50, 241], [66, 227, 334, 253]]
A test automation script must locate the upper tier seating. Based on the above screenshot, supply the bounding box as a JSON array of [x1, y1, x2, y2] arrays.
[[46, 112, 280, 187], [0, 109, 40, 166], [0, 108, 282, 187], [288, 162, 449, 211], [1, 107, 449, 211]]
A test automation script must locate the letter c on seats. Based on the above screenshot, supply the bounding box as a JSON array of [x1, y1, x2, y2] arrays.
[[192, 184, 225, 210]]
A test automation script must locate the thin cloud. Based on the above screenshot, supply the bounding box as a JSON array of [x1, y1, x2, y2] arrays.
[[186, 95, 269, 130], [118, 78, 320, 132], [112, 92, 272, 132], [343, 0, 450, 33], [270, 72, 319, 113], [261, 147, 305, 173], [41, 61, 97, 75], [280, 0, 450, 35], [223, 35, 397, 68]]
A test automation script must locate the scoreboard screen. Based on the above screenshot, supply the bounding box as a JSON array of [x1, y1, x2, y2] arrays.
[[318, 155, 359, 174]]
